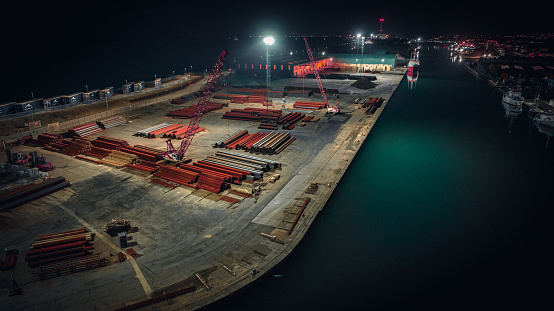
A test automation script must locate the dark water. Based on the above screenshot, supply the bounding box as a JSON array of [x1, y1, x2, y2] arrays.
[[205, 46, 554, 310]]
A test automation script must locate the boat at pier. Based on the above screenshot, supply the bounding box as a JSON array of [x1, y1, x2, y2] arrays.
[[502, 86, 523, 113]]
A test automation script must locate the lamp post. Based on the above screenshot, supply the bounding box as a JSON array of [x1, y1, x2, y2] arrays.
[[263, 36, 274, 123]]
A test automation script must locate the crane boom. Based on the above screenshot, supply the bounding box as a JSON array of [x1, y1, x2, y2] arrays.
[[163, 50, 228, 161], [303, 38, 339, 114]]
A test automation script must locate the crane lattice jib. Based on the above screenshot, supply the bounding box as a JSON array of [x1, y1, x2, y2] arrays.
[[164, 50, 228, 161], [303, 38, 330, 109]]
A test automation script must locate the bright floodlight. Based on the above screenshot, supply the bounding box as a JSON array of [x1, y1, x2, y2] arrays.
[[263, 36, 275, 45], [357, 33, 361, 38]]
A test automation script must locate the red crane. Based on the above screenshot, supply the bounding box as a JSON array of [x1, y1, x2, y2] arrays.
[[163, 50, 228, 161], [303, 38, 339, 114]]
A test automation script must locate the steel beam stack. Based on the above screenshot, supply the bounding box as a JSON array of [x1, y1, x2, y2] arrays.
[[0, 176, 71, 211], [135, 123, 171, 136], [68, 123, 104, 138], [91, 136, 130, 150], [97, 116, 126, 129], [222, 108, 282, 122]]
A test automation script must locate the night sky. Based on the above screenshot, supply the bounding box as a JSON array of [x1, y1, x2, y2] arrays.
[[0, 1, 551, 101]]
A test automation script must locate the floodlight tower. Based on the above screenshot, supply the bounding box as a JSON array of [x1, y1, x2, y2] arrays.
[[263, 36, 275, 122], [380, 18, 384, 32]]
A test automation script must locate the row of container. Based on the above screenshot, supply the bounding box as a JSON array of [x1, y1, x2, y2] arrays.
[[0, 87, 115, 115]]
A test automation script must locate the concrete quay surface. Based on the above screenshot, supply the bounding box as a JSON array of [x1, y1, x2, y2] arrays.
[[0, 69, 405, 310]]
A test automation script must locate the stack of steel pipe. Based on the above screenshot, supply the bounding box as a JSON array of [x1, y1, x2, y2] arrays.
[[207, 154, 267, 172], [216, 151, 281, 169], [229, 132, 268, 150], [91, 136, 130, 150], [0, 176, 71, 211], [278, 112, 305, 125], [201, 158, 263, 179], [135, 123, 171, 137], [25, 229, 95, 268], [293, 101, 326, 109], [97, 116, 126, 129], [214, 130, 249, 148], [163, 125, 205, 139], [192, 161, 249, 180], [179, 163, 238, 182], [58, 139, 93, 156], [147, 124, 182, 138], [249, 132, 295, 155], [34, 133, 63, 147], [258, 123, 278, 130], [248, 89, 267, 104], [68, 123, 104, 138]]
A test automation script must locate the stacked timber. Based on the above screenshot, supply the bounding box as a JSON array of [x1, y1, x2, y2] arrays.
[[97, 116, 126, 129], [102, 151, 138, 168], [68, 123, 104, 138], [0, 177, 71, 211], [26, 229, 95, 268], [302, 115, 319, 122]]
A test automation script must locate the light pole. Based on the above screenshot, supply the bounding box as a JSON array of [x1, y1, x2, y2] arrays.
[[263, 36, 274, 123]]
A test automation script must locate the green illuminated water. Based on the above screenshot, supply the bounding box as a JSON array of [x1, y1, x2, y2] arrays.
[[206, 45, 553, 310]]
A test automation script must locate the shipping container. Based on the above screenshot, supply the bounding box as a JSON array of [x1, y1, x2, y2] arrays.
[[100, 87, 114, 99], [0, 102, 16, 115], [122, 82, 135, 94], [43, 96, 62, 107], [83, 89, 100, 101], [61, 92, 84, 105], [134, 81, 145, 92], [14, 98, 43, 112]]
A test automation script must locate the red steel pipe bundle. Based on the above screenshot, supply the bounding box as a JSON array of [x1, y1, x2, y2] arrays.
[[91, 136, 129, 150], [68, 123, 103, 138], [132, 145, 164, 158], [120, 146, 158, 162], [293, 101, 326, 109], [258, 123, 278, 130], [35, 133, 63, 146], [219, 195, 240, 204], [25, 229, 94, 267], [167, 103, 223, 118], [163, 125, 205, 139], [214, 129, 249, 148], [57, 139, 92, 156], [148, 124, 182, 138], [2, 253, 17, 270], [179, 163, 236, 181]]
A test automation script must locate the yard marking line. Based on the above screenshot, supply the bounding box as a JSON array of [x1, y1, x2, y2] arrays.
[[53, 200, 153, 297]]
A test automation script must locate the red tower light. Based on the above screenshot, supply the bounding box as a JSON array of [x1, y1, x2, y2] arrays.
[[380, 18, 384, 22]]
